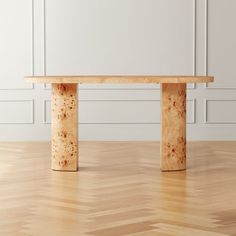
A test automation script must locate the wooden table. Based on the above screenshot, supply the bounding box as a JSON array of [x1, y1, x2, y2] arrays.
[[25, 76, 214, 172]]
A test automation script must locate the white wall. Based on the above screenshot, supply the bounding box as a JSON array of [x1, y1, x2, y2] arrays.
[[0, 0, 236, 141]]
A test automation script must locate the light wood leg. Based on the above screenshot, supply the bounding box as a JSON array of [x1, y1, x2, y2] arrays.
[[51, 83, 78, 171], [160, 83, 186, 171]]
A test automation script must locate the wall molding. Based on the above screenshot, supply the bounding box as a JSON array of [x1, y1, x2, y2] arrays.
[[204, 99, 236, 124], [43, 0, 46, 77], [0, 99, 34, 124], [0, 0, 34, 90], [188, 99, 196, 124], [43, 99, 49, 124], [204, 0, 236, 90], [192, 0, 196, 78]]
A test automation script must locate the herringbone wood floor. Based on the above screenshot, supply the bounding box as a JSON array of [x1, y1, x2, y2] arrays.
[[0, 141, 236, 236]]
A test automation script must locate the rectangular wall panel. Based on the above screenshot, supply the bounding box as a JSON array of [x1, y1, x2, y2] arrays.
[[44, 99, 195, 124], [0, 0, 33, 90], [44, 100, 160, 124], [205, 100, 236, 124], [44, 0, 195, 77], [0, 100, 34, 124], [206, 0, 236, 89]]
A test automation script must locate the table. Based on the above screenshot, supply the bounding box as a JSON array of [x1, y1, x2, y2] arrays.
[[25, 76, 214, 172]]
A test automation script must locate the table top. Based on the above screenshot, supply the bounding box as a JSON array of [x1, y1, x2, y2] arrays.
[[25, 75, 214, 84]]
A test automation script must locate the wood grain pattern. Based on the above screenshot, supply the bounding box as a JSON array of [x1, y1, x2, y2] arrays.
[[24, 75, 214, 84], [161, 83, 186, 171], [0, 141, 236, 235], [51, 83, 78, 171]]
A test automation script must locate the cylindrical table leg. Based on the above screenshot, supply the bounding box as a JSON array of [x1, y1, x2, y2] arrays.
[[160, 83, 186, 171], [51, 83, 78, 171]]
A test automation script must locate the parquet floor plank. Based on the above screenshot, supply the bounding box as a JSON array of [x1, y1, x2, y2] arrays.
[[0, 141, 236, 235]]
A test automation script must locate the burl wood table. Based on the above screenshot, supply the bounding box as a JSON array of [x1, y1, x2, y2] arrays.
[[25, 76, 214, 172]]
